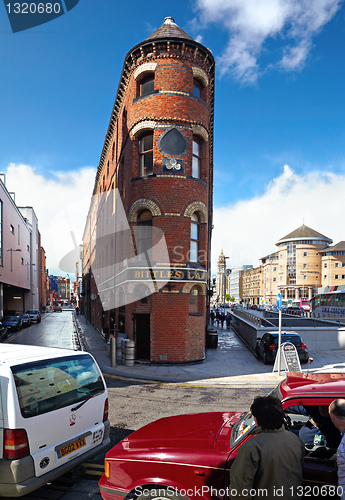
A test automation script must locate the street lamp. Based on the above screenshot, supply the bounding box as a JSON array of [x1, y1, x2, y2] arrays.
[[7, 248, 21, 271]]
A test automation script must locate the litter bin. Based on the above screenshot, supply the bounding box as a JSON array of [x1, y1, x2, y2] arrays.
[[206, 330, 218, 349]]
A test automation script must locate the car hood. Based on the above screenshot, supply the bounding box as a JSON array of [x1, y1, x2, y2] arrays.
[[110, 411, 242, 459]]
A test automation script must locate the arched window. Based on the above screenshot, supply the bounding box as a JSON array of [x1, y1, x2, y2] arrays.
[[190, 213, 199, 262], [139, 133, 153, 176], [136, 209, 152, 259], [193, 78, 202, 98], [140, 74, 155, 97], [192, 137, 201, 179]]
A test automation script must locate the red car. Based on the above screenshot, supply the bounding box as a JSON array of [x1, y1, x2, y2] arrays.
[[99, 373, 344, 500]]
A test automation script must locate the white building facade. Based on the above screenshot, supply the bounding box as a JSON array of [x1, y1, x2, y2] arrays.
[[0, 175, 40, 316]]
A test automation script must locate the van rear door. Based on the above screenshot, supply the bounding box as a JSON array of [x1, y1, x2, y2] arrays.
[[10, 353, 108, 477]]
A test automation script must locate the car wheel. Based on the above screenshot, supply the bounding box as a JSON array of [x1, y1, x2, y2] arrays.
[[135, 488, 188, 500], [263, 352, 269, 365]]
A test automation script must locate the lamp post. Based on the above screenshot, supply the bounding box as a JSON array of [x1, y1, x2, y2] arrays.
[[7, 248, 21, 272]]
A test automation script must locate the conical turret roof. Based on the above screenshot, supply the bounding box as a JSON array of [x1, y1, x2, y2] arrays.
[[277, 224, 332, 245], [146, 17, 194, 41]]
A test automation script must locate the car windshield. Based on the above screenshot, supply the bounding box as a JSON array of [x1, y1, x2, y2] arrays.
[[27, 310, 38, 314], [274, 335, 301, 344], [11, 353, 105, 418], [230, 385, 282, 447], [4, 316, 17, 321]]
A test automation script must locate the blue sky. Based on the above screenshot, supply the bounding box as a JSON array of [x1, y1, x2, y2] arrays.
[[1, 0, 345, 276]]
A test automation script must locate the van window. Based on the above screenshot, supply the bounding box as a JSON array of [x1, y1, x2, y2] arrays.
[[11, 354, 105, 418]]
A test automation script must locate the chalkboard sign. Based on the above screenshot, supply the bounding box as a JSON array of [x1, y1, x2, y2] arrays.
[[282, 342, 301, 372], [273, 342, 302, 373]]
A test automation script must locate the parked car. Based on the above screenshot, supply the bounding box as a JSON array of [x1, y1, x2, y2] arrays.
[[26, 309, 41, 323], [99, 372, 345, 500], [1, 315, 22, 332], [282, 306, 302, 314], [0, 344, 110, 497], [20, 313, 31, 327], [54, 305, 62, 312], [256, 331, 309, 364]]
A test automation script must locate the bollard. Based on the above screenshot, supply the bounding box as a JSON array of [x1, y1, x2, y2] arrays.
[[110, 337, 116, 367]]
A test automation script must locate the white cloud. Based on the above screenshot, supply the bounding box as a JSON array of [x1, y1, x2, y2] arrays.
[[195, 0, 342, 82], [5, 163, 96, 277], [211, 165, 345, 274], [5, 163, 345, 284]]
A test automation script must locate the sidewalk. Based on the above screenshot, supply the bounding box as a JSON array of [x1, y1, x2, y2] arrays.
[[75, 315, 345, 387]]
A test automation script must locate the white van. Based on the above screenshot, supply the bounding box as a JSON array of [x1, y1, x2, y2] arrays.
[[0, 343, 110, 497]]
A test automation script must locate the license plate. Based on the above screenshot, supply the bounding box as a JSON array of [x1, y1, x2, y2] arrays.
[[57, 437, 86, 459]]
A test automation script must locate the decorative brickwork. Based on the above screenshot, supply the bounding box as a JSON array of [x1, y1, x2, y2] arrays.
[[192, 66, 209, 87], [184, 201, 207, 223], [128, 199, 162, 222]]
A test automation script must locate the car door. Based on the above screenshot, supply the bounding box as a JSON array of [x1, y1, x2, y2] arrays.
[[283, 398, 339, 491]]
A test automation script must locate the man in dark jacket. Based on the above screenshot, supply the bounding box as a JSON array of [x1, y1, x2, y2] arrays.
[[230, 396, 304, 500]]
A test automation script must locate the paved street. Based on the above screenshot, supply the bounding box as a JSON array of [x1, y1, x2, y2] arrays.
[[76, 313, 345, 387]]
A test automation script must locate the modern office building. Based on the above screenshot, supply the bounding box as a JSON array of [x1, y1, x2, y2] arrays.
[[261, 224, 332, 305]]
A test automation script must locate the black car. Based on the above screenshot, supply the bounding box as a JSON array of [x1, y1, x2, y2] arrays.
[[1, 315, 22, 332], [281, 306, 302, 314], [256, 331, 309, 364]]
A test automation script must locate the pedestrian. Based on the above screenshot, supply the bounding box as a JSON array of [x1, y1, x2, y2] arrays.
[[226, 313, 231, 329], [210, 310, 215, 325], [220, 312, 225, 328], [329, 399, 345, 500], [230, 396, 304, 500], [216, 310, 220, 327]]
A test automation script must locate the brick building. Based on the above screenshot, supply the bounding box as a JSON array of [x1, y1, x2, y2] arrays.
[[83, 17, 215, 362]]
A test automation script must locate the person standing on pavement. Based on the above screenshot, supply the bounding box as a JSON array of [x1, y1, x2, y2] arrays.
[[220, 311, 225, 328], [226, 312, 231, 329], [210, 310, 215, 325], [329, 399, 345, 500], [230, 396, 304, 500], [216, 310, 220, 326]]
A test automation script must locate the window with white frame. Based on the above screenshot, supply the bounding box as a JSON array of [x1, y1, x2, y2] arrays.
[[192, 138, 201, 179], [139, 133, 153, 176], [190, 213, 200, 262]]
